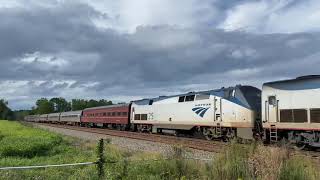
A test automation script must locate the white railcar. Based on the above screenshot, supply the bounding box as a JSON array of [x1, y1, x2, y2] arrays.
[[48, 113, 61, 123], [24, 115, 40, 122], [60, 110, 82, 125], [262, 75, 320, 148], [39, 114, 48, 122], [131, 85, 261, 140]]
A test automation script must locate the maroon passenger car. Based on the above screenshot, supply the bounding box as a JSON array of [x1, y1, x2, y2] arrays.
[[81, 104, 131, 130]]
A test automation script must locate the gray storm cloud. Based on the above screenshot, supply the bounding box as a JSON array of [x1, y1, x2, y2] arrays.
[[0, 0, 320, 109]]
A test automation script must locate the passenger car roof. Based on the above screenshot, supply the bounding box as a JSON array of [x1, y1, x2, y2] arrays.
[[264, 75, 320, 85], [83, 104, 130, 111]]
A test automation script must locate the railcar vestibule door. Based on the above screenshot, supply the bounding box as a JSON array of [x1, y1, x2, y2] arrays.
[[266, 95, 278, 122]]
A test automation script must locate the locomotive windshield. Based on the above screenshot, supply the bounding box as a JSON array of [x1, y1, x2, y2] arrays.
[[239, 86, 261, 112]]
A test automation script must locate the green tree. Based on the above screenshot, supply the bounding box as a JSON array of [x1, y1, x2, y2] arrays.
[[50, 97, 71, 112], [71, 99, 113, 110], [99, 99, 113, 106], [0, 99, 14, 120], [71, 99, 88, 111], [13, 110, 31, 121], [36, 98, 54, 114]]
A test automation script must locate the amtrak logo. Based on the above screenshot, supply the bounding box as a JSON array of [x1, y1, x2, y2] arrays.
[[192, 107, 210, 117]]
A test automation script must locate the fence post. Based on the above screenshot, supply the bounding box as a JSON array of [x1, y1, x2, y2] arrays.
[[97, 139, 105, 179], [173, 145, 184, 179]]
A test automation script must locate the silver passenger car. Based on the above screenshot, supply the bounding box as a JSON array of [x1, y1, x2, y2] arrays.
[[48, 113, 61, 123], [39, 114, 48, 122], [24, 115, 40, 122], [60, 110, 82, 124]]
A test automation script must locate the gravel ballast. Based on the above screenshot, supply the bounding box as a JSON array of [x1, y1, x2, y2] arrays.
[[34, 124, 216, 160]]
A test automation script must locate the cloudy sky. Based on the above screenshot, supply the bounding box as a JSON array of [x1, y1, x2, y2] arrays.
[[1, 0, 320, 109]]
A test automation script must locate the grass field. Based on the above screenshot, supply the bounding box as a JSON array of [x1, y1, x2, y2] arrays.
[[0, 120, 319, 180]]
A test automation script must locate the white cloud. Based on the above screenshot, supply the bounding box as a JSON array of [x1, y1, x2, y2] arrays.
[[1, 0, 320, 110], [230, 48, 259, 60], [286, 38, 309, 48], [18, 52, 68, 67], [220, 0, 320, 33], [84, 0, 219, 33], [14, 51, 100, 75]]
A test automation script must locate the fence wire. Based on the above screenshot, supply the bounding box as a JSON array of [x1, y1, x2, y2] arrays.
[[0, 157, 212, 171], [0, 162, 96, 170]]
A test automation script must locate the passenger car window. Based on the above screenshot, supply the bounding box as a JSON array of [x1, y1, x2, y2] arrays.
[[178, 96, 185, 102]]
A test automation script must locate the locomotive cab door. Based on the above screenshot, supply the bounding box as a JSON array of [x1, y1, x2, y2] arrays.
[[266, 95, 279, 123], [214, 97, 222, 122]]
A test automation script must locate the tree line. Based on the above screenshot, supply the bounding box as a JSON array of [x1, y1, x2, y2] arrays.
[[0, 97, 114, 121], [31, 98, 114, 115]]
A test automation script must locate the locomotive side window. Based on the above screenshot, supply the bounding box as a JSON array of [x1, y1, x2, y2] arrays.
[[293, 109, 308, 123], [280, 109, 307, 123], [310, 109, 320, 123], [122, 112, 128, 116], [134, 114, 141, 120], [178, 96, 185, 102], [141, 114, 148, 120], [117, 112, 121, 116], [268, 96, 276, 106], [195, 94, 210, 100], [185, 95, 195, 102], [280, 110, 292, 122]]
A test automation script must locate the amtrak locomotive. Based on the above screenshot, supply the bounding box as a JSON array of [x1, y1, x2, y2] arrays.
[[25, 75, 320, 148], [131, 85, 261, 141]]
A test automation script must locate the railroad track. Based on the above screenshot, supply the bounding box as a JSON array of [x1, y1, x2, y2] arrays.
[[32, 123, 227, 153]]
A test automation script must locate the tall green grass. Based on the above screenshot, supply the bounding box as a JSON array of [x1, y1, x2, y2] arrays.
[[0, 120, 98, 179], [0, 121, 63, 158], [209, 141, 319, 180], [0, 120, 319, 180]]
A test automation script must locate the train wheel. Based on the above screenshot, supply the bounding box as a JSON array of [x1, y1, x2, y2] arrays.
[[294, 143, 306, 150], [137, 124, 143, 132], [202, 127, 215, 140], [225, 129, 236, 142]]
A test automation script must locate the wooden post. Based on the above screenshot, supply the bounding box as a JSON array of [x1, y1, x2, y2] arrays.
[[97, 139, 105, 179]]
